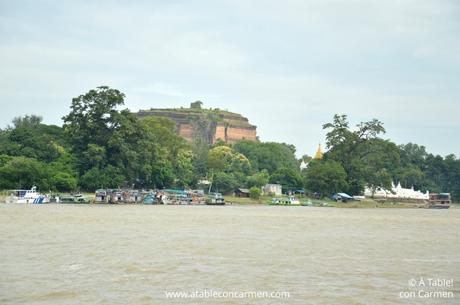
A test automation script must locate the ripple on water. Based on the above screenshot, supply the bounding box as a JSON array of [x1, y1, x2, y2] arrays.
[[0, 204, 459, 305]]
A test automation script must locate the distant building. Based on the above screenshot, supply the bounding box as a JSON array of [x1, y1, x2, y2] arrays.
[[300, 160, 309, 170], [300, 144, 323, 170], [263, 184, 282, 196], [135, 103, 257, 144], [235, 188, 250, 198], [314, 144, 323, 159], [364, 182, 429, 200]]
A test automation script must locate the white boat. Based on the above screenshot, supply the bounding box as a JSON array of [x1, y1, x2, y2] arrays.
[[6, 186, 49, 204], [270, 196, 300, 205], [288, 196, 300, 205]]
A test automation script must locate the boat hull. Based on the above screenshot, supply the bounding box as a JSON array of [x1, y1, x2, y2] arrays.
[[428, 204, 450, 209]]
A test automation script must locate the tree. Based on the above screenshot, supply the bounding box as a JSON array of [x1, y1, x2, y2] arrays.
[[246, 170, 269, 188], [304, 160, 348, 197], [269, 168, 304, 193], [0, 156, 50, 190], [1, 115, 66, 163], [212, 172, 238, 194], [441, 155, 460, 201], [207, 146, 250, 174], [140, 116, 194, 188], [174, 149, 196, 187], [233, 140, 299, 174], [399, 143, 428, 167], [191, 138, 209, 178], [322, 114, 398, 194], [62, 86, 126, 157], [249, 187, 262, 199], [62, 86, 192, 190], [62, 86, 125, 172], [50, 172, 77, 192], [394, 165, 425, 189], [79, 166, 124, 190]]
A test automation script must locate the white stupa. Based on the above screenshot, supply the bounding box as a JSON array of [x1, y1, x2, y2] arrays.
[[364, 182, 429, 200]]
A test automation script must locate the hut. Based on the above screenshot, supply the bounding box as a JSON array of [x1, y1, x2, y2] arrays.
[[235, 188, 250, 198]]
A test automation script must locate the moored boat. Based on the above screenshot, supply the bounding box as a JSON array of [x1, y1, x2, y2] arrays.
[[427, 193, 451, 209], [143, 192, 158, 204], [206, 192, 225, 205], [5, 186, 49, 204], [270, 196, 300, 206], [59, 194, 90, 204]]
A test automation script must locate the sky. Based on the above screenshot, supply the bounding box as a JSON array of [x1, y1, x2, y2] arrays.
[[1, 0, 459, 158]]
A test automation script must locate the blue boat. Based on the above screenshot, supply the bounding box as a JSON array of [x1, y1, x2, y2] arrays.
[[143, 193, 158, 204]]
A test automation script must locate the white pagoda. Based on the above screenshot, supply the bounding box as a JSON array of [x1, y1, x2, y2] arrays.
[[364, 182, 429, 200]]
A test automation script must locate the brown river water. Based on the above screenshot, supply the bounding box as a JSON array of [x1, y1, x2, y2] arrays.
[[0, 204, 459, 305]]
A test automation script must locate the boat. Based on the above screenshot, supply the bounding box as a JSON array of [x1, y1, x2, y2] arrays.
[[59, 194, 90, 204], [5, 186, 49, 204], [162, 189, 192, 205], [427, 193, 451, 209], [288, 196, 300, 205], [94, 189, 108, 203], [270, 196, 300, 205], [143, 193, 158, 204], [205, 192, 225, 205], [428, 204, 450, 209], [331, 193, 354, 202]]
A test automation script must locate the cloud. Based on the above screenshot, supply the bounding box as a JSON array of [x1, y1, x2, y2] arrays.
[[0, 0, 459, 157]]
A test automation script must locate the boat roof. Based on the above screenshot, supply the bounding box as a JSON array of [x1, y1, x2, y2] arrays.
[[337, 193, 353, 199]]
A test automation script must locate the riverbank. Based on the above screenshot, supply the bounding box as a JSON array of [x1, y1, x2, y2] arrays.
[[225, 195, 457, 208], [1, 192, 456, 208]]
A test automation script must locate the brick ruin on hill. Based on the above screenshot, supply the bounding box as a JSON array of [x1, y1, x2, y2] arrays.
[[135, 102, 257, 144]]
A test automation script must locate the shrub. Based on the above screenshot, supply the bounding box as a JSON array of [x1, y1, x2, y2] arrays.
[[249, 186, 262, 200]]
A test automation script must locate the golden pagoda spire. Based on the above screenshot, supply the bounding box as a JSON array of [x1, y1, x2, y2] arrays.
[[314, 143, 323, 159]]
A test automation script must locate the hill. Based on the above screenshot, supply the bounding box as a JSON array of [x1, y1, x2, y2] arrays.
[[135, 102, 257, 144]]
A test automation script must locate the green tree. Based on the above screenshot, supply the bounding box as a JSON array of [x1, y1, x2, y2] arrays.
[[141, 116, 195, 188], [304, 160, 348, 197], [323, 114, 399, 194], [174, 149, 196, 187], [207, 146, 250, 174], [249, 186, 262, 199], [233, 140, 299, 174], [62, 86, 190, 190], [212, 172, 238, 194], [442, 155, 460, 201], [399, 143, 428, 167], [191, 138, 209, 178], [0, 156, 51, 190], [269, 168, 304, 193], [1, 115, 66, 162], [394, 165, 425, 189], [79, 166, 124, 190], [246, 170, 269, 188], [62, 86, 125, 172], [50, 172, 77, 192]]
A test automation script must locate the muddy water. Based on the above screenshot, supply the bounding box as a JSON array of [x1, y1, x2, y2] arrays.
[[0, 204, 459, 305]]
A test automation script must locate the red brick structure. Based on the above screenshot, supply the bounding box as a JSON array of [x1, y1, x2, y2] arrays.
[[136, 104, 257, 144]]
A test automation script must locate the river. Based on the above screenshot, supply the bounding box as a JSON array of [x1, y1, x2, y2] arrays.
[[0, 204, 459, 304]]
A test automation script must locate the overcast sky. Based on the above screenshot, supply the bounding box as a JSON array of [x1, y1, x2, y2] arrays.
[[1, 0, 459, 157]]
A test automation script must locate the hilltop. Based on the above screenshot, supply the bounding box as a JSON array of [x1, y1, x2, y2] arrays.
[[135, 101, 257, 144]]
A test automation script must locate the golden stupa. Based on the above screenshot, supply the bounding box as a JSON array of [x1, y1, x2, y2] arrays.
[[314, 144, 323, 159]]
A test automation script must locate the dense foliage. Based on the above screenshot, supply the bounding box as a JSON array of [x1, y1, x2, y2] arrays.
[[0, 87, 459, 202], [303, 115, 460, 201]]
